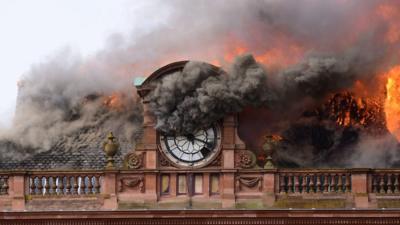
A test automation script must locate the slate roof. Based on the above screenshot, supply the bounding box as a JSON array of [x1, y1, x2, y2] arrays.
[[0, 145, 125, 170]]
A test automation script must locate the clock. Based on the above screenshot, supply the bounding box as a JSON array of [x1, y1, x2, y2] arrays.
[[159, 125, 221, 168]]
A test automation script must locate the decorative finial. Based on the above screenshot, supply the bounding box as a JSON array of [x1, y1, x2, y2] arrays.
[[103, 132, 119, 168], [263, 135, 281, 169]]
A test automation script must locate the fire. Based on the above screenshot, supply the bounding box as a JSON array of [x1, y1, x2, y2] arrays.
[[223, 45, 247, 62], [323, 92, 386, 134], [103, 92, 125, 111], [214, 41, 303, 68], [385, 66, 400, 140]]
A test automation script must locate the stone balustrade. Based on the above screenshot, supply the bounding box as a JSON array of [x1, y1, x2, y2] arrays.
[[28, 172, 103, 196], [278, 170, 351, 194], [1, 168, 400, 211], [370, 170, 400, 194]]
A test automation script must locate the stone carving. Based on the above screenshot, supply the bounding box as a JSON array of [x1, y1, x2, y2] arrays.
[[124, 152, 144, 169], [236, 176, 263, 191], [209, 153, 222, 167], [235, 150, 257, 169], [119, 176, 144, 193], [158, 153, 177, 168]]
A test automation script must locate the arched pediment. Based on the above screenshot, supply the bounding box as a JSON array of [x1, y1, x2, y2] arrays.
[[136, 60, 221, 99]]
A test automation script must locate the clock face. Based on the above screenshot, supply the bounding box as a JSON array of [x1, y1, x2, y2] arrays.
[[159, 125, 221, 167]]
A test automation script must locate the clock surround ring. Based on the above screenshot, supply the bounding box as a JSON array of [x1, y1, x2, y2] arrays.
[[158, 124, 222, 169]]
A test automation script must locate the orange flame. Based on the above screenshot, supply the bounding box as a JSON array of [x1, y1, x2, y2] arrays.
[[103, 92, 125, 111], [385, 66, 400, 140], [212, 41, 303, 69]]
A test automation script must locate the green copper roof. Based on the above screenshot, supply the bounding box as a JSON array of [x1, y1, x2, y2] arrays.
[[133, 77, 146, 86]]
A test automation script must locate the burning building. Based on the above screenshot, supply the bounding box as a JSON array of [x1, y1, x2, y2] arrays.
[[1, 0, 400, 223]]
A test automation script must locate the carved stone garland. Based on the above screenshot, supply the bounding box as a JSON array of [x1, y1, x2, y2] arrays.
[[118, 176, 145, 193], [236, 176, 263, 191]]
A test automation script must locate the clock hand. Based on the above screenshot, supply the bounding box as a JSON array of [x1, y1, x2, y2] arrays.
[[193, 138, 214, 149], [193, 137, 208, 144]]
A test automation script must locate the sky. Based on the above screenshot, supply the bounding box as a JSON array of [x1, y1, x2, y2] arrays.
[[0, 0, 167, 127]]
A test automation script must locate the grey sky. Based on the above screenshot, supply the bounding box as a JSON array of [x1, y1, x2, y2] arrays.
[[0, 0, 167, 127]]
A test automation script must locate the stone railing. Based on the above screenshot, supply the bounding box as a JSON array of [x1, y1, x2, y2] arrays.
[[2, 168, 400, 211], [277, 170, 351, 194], [370, 169, 400, 194], [28, 172, 103, 196]]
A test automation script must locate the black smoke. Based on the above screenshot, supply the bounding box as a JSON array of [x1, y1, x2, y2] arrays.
[[149, 55, 273, 135]]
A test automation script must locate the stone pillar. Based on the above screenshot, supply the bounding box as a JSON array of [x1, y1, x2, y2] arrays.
[[221, 150, 235, 208], [203, 173, 210, 198], [143, 172, 158, 205], [220, 115, 237, 208], [11, 172, 26, 211], [351, 168, 370, 208], [262, 170, 277, 207], [136, 103, 157, 155], [135, 103, 158, 205], [221, 170, 235, 208], [102, 170, 118, 210]]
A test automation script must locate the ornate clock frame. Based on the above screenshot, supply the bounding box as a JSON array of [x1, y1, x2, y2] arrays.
[[133, 61, 255, 208]]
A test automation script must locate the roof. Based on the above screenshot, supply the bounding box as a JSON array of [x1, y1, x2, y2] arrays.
[[0, 146, 125, 170]]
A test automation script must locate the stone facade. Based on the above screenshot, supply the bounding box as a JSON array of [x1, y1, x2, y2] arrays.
[[2, 61, 400, 221]]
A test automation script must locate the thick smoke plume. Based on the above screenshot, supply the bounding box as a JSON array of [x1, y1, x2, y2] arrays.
[[0, 50, 143, 161], [1, 0, 399, 168], [150, 43, 386, 136], [150, 55, 273, 134]]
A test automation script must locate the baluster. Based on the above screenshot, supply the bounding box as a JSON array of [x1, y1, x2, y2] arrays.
[[81, 176, 87, 195], [29, 177, 35, 195], [379, 174, 386, 194], [287, 174, 293, 193], [387, 174, 393, 194], [337, 174, 343, 193], [37, 176, 43, 195], [44, 176, 50, 195], [279, 174, 286, 194], [2, 177, 8, 195], [309, 174, 315, 193], [345, 174, 351, 193], [72, 176, 78, 195], [372, 175, 378, 193], [77, 176, 82, 194], [0, 177, 3, 195], [58, 176, 65, 195], [32, 176, 40, 195], [3, 176, 9, 195], [328, 174, 333, 192], [302, 175, 308, 193], [394, 174, 399, 193], [294, 174, 300, 193], [94, 175, 101, 194], [65, 176, 71, 195], [49, 177, 56, 195], [87, 176, 94, 194], [316, 174, 322, 193], [0, 177, 4, 195], [323, 174, 329, 193], [332, 174, 337, 192]]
